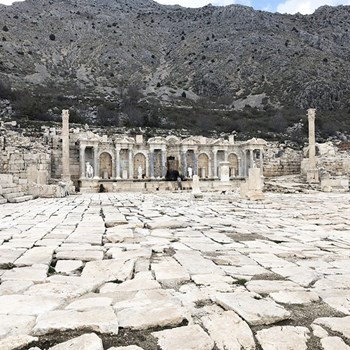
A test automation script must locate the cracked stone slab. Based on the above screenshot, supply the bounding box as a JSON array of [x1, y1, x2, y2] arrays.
[[202, 310, 255, 350], [0, 315, 36, 339], [65, 296, 113, 311], [33, 307, 119, 336], [81, 259, 135, 283], [1, 264, 48, 283], [321, 337, 350, 350], [14, 246, 54, 266], [0, 247, 26, 267], [0, 335, 38, 350], [256, 326, 309, 350], [214, 292, 290, 325], [313, 317, 350, 339], [245, 280, 303, 295], [0, 294, 64, 316], [269, 290, 320, 304], [0, 280, 34, 295], [152, 325, 214, 350], [55, 260, 84, 274], [48, 333, 103, 350]]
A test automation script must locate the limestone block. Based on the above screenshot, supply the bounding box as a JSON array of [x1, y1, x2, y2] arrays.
[[313, 317, 350, 339], [0, 314, 36, 339], [33, 307, 119, 336], [256, 326, 309, 350], [214, 292, 290, 325], [66, 297, 113, 311], [0, 335, 38, 350], [0, 294, 64, 316], [55, 260, 83, 274], [152, 325, 214, 350], [321, 337, 350, 350], [48, 333, 103, 350], [14, 247, 54, 267], [202, 310, 255, 350]]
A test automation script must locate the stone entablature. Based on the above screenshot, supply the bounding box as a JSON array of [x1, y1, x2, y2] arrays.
[[75, 132, 267, 182]]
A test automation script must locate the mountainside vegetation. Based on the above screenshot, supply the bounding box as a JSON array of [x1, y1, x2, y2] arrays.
[[1, 0, 350, 140]]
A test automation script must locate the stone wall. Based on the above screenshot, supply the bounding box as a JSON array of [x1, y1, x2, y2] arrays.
[[263, 143, 303, 178]]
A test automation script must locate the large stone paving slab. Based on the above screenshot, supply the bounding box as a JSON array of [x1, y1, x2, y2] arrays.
[[1, 192, 350, 348]]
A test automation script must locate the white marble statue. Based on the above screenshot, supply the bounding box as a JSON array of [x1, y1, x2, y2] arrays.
[[138, 165, 143, 179], [86, 162, 94, 178], [188, 166, 193, 178]]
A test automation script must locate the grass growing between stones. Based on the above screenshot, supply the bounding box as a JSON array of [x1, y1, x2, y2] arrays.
[[19, 329, 159, 350]]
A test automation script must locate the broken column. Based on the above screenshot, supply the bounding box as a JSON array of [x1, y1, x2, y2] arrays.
[[61, 109, 71, 183], [240, 168, 264, 201], [306, 108, 319, 183]]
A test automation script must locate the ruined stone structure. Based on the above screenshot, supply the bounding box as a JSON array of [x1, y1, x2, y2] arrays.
[[306, 108, 320, 183]]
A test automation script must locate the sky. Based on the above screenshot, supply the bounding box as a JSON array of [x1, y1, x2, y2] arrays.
[[0, 0, 349, 14]]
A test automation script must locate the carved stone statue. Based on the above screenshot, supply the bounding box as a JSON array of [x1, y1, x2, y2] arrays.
[[86, 162, 94, 178], [138, 165, 143, 179], [187, 166, 193, 178]]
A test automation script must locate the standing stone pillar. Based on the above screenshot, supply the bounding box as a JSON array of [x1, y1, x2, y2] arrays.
[[307, 108, 319, 183], [61, 110, 71, 183], [79, 144, 86, 179], [250, 149, 254, 168], [149, 150, 155, 179], [208, 156, 212, 178], [193, 152, 198, 176], [115, 146, 121, 179], [161, 148, 167, 178], [128, 148, 134, 179], [213, 149, 218, 178], [259, 149, 264, 175], [93, 146, 99, 179], [181, 150, 187, 178]]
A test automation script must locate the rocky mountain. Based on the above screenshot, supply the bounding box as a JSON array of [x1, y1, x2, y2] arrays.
[[1, 0, 350, 136]]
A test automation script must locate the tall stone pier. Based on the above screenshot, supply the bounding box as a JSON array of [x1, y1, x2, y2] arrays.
[[306, 108, 319, 183], [61, 109, 72, 183]]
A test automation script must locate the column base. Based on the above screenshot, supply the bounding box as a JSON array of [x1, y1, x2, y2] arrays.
[[307, 169, 319, 183]]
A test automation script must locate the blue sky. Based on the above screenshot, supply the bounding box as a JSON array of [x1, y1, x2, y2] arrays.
[[0, 0, 349, 14], [154, 0, 350, 14]]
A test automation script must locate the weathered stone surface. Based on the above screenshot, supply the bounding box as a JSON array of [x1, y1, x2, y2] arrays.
[[0, 335, 38, 350], [48, 333, 103, 350], [245, 280, 303, 295], [0, 247, 26, 267], [14, 246, 54, 266], [113, 288, 188, 330], [0, 280, 34, 295], [0, 294, 63, 316], [55, 260, 84, 274], [106, 228, 134, 243], [152, 257, 191, 286], [271, 266, 321, 287], [256, 326, 309, 350], [0, 315, 36, 339], [1, 264, 48, 283], [214, 292, 290, 325], [33, 307, 119, 335], [100, 278, 160, 293], [56, 249, 104, 261], [269, 290, 320, 304], [314, 317, 350, 339], [152, 325, 214, 350], [66, 296, 113, 311], [81, 259, 134, 283], [321, 337, 350, 350], [202, 310, 255, 350], [174, 251, 224, 276]]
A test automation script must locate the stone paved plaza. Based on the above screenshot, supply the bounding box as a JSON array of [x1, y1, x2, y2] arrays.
[[0, 191, 350, 350]]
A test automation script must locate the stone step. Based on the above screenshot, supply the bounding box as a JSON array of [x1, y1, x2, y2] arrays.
[[3, 192, 24, 200], [8, 195, 34, 203], [1, 186, 21, 194]]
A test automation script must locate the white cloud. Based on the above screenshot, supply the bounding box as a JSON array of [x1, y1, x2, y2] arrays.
[[154, 0, 251, 8], [277, 0, 350, 14]]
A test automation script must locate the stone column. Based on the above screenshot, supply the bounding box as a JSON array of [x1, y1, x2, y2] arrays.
[[79, 144, 86, 179], [181, 149, 187, 178], [61, 110, 71, 183], [161, 148, 167, 178], [149, 149, 155, 179], [238, 157, 242, 177], [213, 148, 218, 178], [93, 146, 99, 179], [250, 149, 254, 168], [259, 149, 264, 174], [128, 148, 134, 179], [208, 156, 212, 178], [193, 152, 198, 176], [115, 146, 121, 179], [307, 108, 319, 183]]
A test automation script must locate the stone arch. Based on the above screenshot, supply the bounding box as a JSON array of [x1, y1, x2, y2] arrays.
[[134, 152, 146, 179], [99, 152, 113, 179], [198, 153, 209, 178], [228, 153, 239, 177]]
